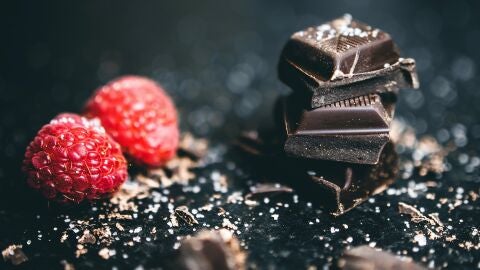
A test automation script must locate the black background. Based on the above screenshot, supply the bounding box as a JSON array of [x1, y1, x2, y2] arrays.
[[1, 0, 479, 269]]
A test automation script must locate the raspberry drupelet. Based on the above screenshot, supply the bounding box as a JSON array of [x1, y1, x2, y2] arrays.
[[22, 113, 128, 203], [84, 76, 179, 167]]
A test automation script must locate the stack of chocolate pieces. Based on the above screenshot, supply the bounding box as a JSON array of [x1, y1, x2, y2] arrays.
[[278, 14, 419, 165], [272, 15, 419, 215]]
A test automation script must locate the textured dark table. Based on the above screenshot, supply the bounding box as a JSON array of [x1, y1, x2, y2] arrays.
[[1, 0, 479, 269]]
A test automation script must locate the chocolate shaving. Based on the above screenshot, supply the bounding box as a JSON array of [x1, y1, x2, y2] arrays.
[[2, 244, 28, 265], [245, 183, 293, 200], [398, 202, 436, 225], [175, 206, 199, 226]]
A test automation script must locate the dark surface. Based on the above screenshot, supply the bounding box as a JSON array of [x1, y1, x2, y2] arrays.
[[1, 0, 480, 269]]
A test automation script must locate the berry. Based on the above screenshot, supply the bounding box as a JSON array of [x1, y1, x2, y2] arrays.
[[22, 113, 128, 203], [84, 75, 179, 167]]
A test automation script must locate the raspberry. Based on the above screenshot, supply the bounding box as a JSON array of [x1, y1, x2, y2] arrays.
[[22, 113, 128, 203], [84, 76, 179, 167]]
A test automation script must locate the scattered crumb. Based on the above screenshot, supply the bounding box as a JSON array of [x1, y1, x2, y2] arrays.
[[78, 230, 96, 245], [60, 260, 75, 270], [222, 218, 238, 231], [115, 223, 125, 231], [98, 248, 115, 260], [398, 202, 436, 225], [2, 245, 28, 265], [178, 132, 209, 159], [174, 205, 199, 225], [75, 244, 88, 258]]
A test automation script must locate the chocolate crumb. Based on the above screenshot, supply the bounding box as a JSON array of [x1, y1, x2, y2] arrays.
[[222, 218, 238, 231], [75, 244, 88, 258], [98, 248, 113, 260], [398, 202, 436, 225], [178, 132, 209, 160], [245, 183, 293, 200], [60, 260, 75, 270], [175, 205, 199, 226], [78, 230, 96, 245], [92, 227, 113, 245], [115, 223, 125, 231], [2, 244, 28, 265]]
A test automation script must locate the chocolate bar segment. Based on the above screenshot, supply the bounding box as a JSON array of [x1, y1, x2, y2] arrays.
[[279, 57, 419, 108], [235, 132, 399, 216], [283, 93, 392, 164], [281, 14, 400, 81]]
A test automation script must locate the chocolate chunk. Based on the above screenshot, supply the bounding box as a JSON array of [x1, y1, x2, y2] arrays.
[[278, 14, 419, 108], [279, 57, 418, 108], [282, 93, 393, 164], [338, 246, 426, 270], [281, 14, 400, 81], [174, 229, 246, 270], [290, 142, 398, 215], [236, 132, 399, 216]]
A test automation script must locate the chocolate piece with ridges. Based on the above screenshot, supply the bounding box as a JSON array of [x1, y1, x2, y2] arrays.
[[279, 57, 418, 108], [281, 14, 400, 81], [282, 93, 393, 164]]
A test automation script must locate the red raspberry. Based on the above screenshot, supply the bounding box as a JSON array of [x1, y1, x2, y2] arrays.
[[84, 76, 179, 167], [22, 113, 128, 203]]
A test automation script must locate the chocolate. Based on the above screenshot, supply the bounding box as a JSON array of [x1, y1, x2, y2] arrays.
[[282, 93, 393, 164], [174, 229, 246, 270], [301, 142, 398, 215], [338, 246, 426, 270], [281, 14, 400, 81], [235, 132, 399, 216], [278, 14, 419, 108], [279, 57, 418, 108]]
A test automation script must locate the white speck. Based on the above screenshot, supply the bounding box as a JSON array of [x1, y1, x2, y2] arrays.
[[414, 234, 427, 246], [293, 195, 299, 203]]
